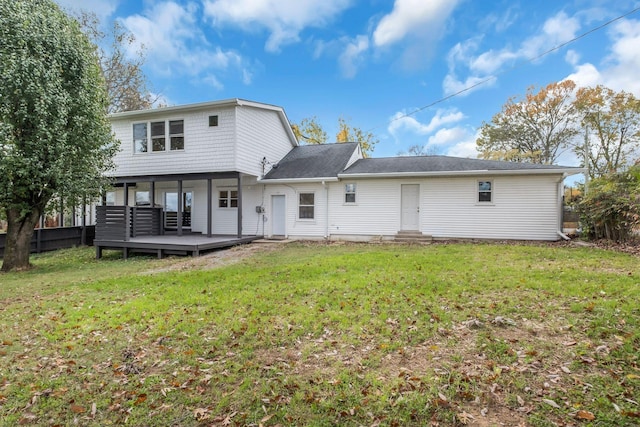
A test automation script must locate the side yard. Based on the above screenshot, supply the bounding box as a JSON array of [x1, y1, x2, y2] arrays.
[[0, 242, 638, 426]]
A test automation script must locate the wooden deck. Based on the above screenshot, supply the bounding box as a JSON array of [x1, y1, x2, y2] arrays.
[[95, 234, 261, 259]]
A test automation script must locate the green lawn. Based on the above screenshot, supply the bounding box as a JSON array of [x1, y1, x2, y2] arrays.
[[0, 242, 639, 426]]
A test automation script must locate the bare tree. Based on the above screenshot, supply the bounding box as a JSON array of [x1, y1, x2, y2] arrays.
[[77, 12, 156, 113]]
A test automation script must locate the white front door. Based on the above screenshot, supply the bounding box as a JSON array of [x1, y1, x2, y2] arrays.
[[401, 184, 420, 230], [271, 195, 286, 236]]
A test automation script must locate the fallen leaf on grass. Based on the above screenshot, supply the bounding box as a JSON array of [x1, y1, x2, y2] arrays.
[[261, 414, 274, 423], [456, 411, 475, 424], [542, 399, 561, 409], [193, 408, 209, 421], [575, 410, 595, 420], [70, 404, 85, 414]]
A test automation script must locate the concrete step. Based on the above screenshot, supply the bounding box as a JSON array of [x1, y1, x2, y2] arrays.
[[394, 231, 433, 243]]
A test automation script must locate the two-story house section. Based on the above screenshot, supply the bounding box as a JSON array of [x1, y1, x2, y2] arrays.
[[95, 99, 297, 257]]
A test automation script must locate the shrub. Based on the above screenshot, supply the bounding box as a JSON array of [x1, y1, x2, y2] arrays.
[[578, 165, 640, 241]]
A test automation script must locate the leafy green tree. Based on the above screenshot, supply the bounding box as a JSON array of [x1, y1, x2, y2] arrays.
[[574, 85, 640, 178], [477, 80, 579, 164], [292, 116, 378, 157], [0, 0, 118, 271], [578, 165, 640, 241]]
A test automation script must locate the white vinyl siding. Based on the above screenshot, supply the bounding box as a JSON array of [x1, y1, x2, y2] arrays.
[[111, 108, 237, 177], [235, 106, 296, 177], [421, 175, 560, 240], [264, 175, 562, 241]]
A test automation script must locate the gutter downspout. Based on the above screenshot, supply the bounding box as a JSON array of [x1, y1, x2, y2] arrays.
[[322, 181, 329, 239], [557, 173, 570, 241]]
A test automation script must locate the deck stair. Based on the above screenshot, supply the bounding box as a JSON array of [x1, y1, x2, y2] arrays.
[[394, 230, 433, 243]]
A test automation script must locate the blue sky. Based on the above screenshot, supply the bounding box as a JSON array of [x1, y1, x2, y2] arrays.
[[56, 0, 640, 170]]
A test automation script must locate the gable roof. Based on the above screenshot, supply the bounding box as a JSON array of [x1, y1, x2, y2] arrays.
[[341, 155, 583, 177], [261, 143, 583, 181], [262, 142, 359, 181]]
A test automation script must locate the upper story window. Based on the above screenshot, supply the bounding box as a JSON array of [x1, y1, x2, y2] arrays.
[[345, 183, 356, 203], [133, 123, 147, 153], [133, 119, 184, 153], [478, 180, 492, 203], [170, 120, 184, 150], [299, 192, 315, 219]]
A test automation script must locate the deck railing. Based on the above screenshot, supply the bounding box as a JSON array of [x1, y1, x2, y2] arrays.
[[96, 206, 163, 241]]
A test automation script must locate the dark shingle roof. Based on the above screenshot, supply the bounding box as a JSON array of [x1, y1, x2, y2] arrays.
[[342, 155, 578, 175], [262, 143, 581, 180], [263, 142, 359, 180]]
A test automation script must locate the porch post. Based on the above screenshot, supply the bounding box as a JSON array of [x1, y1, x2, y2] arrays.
[[236, 172, 242, 238], [207, 178, 212, 237], [150, 181, 155, 206], [123, 183, 129, 206], [177, 179, 183, 236]]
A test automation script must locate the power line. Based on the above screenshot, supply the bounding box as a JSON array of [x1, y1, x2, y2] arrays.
[[373, 6, 640, 132]]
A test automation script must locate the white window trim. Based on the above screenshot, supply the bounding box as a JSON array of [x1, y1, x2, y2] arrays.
[[218, 188, 238, 209], [133, 119, 185, 154], [298, 191, 315, 221], [477, 179, 494, 205], [344, 183, 357, 205]]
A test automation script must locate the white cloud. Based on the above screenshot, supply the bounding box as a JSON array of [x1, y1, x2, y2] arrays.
[[565, 19, 640, 96], [388, 109, 465, 138], [444, 11, 581, 96], [55, 0, 119, 20], [442, 74, 495, 97], [432, 127, 480, 158], [446, 140, 479, 158], [121, 1, 251, 88], [338, 35, 369, 78], [427, 127, 469, 146], [202, 0, 352, 52], [373, 0, 459, 47]]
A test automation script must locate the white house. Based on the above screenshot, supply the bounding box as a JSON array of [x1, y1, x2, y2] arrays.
[[98, 98, 582, 257], [104, 98, 297, 239]]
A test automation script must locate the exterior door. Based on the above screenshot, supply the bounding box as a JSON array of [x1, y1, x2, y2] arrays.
[[164, 191, 192, 229], [271, 195, 286, 236], [401, 184, 420, 230]]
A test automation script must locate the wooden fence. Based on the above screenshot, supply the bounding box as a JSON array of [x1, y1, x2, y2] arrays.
[[0, 226, 95, 257]]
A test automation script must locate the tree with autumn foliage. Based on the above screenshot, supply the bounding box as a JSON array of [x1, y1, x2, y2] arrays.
[[574, 85, 640, 178], [291, 116, 378, 157], [477, 80, 579, 164]]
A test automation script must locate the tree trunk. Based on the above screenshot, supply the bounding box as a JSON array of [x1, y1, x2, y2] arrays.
[[1, 208, 42, 272]]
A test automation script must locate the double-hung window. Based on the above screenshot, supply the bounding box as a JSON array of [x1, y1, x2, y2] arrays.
[[345, 183, 356, 203], [299, 193, 315, 219], [133, 119, 184, 153], [151, 121, 165, 152], [170, 120, 184, 150], [133, 123, 148, 153], [478, 180, 493, 203]]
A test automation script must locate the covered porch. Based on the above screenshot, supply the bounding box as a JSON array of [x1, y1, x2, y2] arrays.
[[95, 171, 262, 259]]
